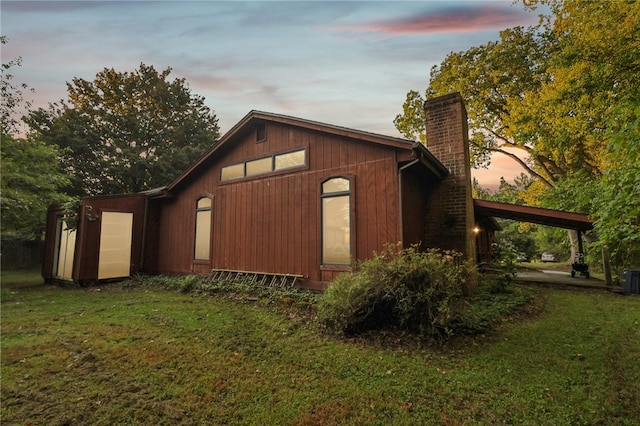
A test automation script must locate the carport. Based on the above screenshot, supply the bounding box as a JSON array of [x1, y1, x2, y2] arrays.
[[472, 200, 612, 285]]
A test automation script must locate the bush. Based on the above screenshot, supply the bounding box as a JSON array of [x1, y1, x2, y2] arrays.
[[485, 238, 519, 293], [317, 245, 476, 338]]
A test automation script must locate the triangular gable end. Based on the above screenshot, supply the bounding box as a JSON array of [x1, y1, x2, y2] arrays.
[[164, 110, 447, 194]]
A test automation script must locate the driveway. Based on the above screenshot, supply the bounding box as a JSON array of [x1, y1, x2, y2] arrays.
[[514, 266, 618, 291]]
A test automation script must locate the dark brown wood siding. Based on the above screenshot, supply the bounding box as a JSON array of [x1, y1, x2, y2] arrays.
[[42, 206, 63, 281], [155, 122, 403, 283], [400, 163, 441, 248], [76, 195, 147, 281]]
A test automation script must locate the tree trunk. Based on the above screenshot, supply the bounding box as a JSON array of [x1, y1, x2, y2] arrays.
[[568, 229, 580, 264]]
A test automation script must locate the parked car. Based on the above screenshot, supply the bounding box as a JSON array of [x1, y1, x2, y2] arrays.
[[541, 252, 557, 262]]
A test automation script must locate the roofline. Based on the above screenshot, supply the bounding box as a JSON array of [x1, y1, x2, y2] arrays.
[[473, 199, 594, 231], [412, 142, 449, 179], [165, 110, 433, 193], [247, 110, 415, 149]]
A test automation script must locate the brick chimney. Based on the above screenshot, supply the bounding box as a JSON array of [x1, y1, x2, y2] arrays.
[[423, 93, 476, 260]]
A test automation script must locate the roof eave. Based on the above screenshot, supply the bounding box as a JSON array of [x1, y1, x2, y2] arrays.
[[412, 142, 449, 179], [473, 199, 594, 231]]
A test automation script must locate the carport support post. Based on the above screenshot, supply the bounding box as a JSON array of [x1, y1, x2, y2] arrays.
[[577, 230, 584, 255]]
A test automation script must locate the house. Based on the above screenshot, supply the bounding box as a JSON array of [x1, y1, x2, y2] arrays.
[[41, 93, 488, 289]]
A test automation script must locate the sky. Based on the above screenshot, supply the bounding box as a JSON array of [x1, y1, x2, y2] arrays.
[[1, 0, 544, 189]]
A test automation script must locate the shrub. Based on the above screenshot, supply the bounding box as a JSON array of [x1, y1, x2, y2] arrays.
[[317, 245, 476, 338], [178, 275, 198, 293], [485, 239, 519, 293]]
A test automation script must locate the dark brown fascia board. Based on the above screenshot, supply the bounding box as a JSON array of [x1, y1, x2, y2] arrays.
[[81, 192, 149, 202], [473, 199, 594, 231], [411, 142, 449, 179], [165, 110, 422, 193], [46, 192, 151, 213]]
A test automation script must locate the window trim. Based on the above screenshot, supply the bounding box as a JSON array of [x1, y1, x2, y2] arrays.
[[320, 176, 354, 267], [194, 196, 213, 262], [219, 146, 308, 184]]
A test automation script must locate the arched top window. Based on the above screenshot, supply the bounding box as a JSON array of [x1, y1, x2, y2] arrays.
[[321, 177, 352, 266], [194, 197, 212, 261], [197, 197, 212, 209], [322, 177, 349, 194]]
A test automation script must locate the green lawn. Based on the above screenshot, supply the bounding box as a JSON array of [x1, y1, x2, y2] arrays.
[[2, 271, 639, 425]]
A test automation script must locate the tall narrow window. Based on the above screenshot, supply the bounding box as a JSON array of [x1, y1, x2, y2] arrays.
[[321, 177, 351, 265], [194, 197, 212, 261]]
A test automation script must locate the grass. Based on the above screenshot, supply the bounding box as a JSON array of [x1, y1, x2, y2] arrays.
[[2, 270, 639, 425]]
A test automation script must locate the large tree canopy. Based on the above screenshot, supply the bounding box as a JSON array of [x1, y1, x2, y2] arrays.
[[395, 0, 639, 266], [27, 63, 220, 196], [394, 25, 553, 182], [395, 0, 639, 188]]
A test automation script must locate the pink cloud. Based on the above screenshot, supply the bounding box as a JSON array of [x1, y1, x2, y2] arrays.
[[331, 5, 533, 36]]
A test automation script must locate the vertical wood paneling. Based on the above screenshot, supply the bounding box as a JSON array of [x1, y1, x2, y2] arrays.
[[375, 162, 387, 247], [355, 145, 368, 258], [294, 175, 302, 275], [151, 120, 410, 285], [387, 158, 399, 243], [265, 179, 272, 272], [308, 171, 319, 281], [323, 136, 333, 171], [252, 181, 258, 271], [257, 180, 266, 270], [277, 177, 285, 273], [278, 178, 285, 273], [347, 141, 357, 168], [330, 137, 339, 169], [365, 161, 378, 258], [223, 187, 231, 267], [285, 177, 294, 273], [213, 190, 222, 268], [340, 140, 348, 167], [241, 181, 249, 269]]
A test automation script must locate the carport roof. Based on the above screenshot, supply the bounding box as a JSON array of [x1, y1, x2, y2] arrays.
[[473, 199, 593, 231]]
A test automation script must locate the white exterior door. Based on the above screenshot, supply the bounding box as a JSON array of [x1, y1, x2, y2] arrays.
[[98, 212, 133, 279]]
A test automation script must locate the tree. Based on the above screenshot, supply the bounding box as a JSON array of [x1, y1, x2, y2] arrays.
[[1, 36, 33, 135], [27, 64, 220, 196], [543, 100, 640, 266], [395, 25, 554, 181], [1, 36, 71, 238], [593, 101, 640, 266], [509, 0, 640, 184], [395, 1, 640, 266], [395, 1, 639, 188], [1, 134, 71, 238]]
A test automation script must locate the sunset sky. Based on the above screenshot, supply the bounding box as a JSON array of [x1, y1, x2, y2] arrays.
[[2, 1, 546, 188]]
